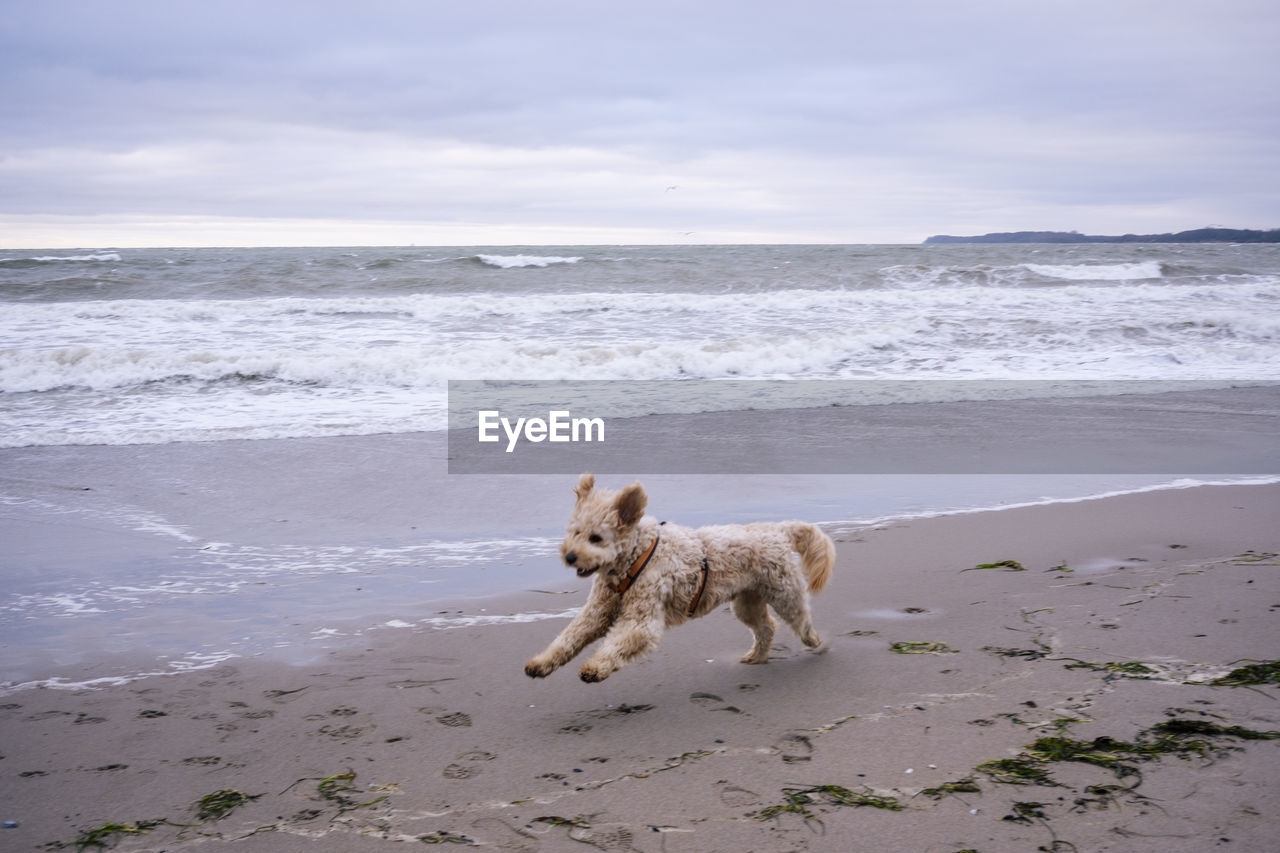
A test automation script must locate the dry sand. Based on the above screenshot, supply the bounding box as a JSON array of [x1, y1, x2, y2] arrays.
[[2, 482, 1278, 852]]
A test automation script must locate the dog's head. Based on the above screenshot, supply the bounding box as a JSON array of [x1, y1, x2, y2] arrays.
[[560, 472, 647, 579]]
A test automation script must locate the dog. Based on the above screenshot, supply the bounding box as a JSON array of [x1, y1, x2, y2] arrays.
[[524, 473, 837, 683]]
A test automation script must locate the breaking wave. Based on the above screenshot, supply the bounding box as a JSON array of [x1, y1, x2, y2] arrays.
[[475, 253, 582, 268], [0, 252, 123, 265]]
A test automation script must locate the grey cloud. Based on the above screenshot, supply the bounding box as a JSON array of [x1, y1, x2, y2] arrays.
[[1, 0, 1277, 241]]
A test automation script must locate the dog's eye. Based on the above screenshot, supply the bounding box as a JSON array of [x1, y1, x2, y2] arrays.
[[588, 534, 602, 544]]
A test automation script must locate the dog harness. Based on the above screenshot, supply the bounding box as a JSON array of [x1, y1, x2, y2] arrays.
[[614, 527, 711, 619], [686, 554, 711, 618]]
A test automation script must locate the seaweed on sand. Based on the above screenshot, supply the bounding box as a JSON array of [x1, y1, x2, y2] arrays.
[[963, 560, 1026, 572], [1212, 660, 1280, 686], [753, 785, 902, 825], [316, 771, 389, 813], [983, 645, 1048, 661], [1146, 719, 1279, 742], [1001, 801, 1048, 824], [195, 789, 262, 821], [532, 816, 591, 828], [977, 717, 1279, 790], [890, 640, 958, 655], [975, 757, 1061, 787], [279, 770, 391, 817], [418, 830, 477, 845], [919, 777, 982, 799], [73, 821, 163, 851], [1059, 658, 1158, 677]]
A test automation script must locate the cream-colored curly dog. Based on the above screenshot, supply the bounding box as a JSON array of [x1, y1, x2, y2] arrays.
[[524, 473, 837, 683]]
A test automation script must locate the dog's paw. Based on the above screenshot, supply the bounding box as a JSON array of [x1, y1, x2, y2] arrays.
[[524, 658, 555, 678], [739, 651, 770, 665], [578, 662, 611, 683]]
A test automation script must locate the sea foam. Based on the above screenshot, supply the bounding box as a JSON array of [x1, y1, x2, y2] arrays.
[[0, 252, 122, 264], [1022, 260, 1164, 281], [475, 253, 582, 268]]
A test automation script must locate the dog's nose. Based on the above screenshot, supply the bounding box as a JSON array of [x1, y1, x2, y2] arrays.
[[565, 552, 578, 565]]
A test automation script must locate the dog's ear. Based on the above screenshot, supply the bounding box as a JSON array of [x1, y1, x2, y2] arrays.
[[613, 482, 647, 528], [574, 472, 595, 501]]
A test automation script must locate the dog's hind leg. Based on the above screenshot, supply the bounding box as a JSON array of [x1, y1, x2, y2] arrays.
[[767, 585, 822, 649], [733, 590, 776, 664]]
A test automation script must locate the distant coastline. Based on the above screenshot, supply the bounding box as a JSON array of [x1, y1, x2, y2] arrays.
[[923, 227, 1280, 244]]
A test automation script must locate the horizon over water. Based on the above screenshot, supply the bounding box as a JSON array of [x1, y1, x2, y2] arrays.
[[2, 242, 1278, 689]]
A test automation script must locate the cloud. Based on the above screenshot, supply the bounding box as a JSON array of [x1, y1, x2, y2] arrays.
[[1, 0, 1277, 246]]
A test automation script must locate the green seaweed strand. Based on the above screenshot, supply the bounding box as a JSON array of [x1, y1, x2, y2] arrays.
[[74, 821, 160, 852], [963, 560, 1026, 572], [1212, 660, 1280, 686], [195, 789, 262, 821]]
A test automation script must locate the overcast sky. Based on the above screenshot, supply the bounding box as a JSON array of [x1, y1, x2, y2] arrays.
[[2, 0, 1277, 247]]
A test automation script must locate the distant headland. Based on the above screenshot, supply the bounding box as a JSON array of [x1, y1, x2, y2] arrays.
[[922, 227, 1280, 245]]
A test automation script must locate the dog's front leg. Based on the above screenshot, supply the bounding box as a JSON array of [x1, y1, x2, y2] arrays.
[[579, 614, 663, 683], [524, 584, 620, 678]]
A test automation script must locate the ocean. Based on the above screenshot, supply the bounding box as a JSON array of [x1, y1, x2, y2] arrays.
[[3, 242, 1279, 447], [2, 242, 1278, 688]]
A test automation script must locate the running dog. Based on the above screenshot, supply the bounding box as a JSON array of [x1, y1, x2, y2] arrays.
[[524, 473, 836, 682]]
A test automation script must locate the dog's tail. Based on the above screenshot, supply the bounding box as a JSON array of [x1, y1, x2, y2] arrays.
[[787, 522, 836, 594]]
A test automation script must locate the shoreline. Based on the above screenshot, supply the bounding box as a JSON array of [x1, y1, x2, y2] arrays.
[[7, 474, 1275, 697], [2, 481, 1277, 851], [2, 444, 1275, 690]]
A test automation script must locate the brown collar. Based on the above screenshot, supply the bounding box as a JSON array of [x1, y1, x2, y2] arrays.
[[615, 532, 659, 594]]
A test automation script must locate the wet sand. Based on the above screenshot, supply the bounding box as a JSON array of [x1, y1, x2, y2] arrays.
[[2, 481, 1277, 851]]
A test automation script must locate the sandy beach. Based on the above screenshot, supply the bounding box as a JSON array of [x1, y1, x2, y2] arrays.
[[2, 480, 1277, 851]]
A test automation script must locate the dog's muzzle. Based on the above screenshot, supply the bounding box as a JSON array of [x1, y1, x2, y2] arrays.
[[565, 551, 597, 578]]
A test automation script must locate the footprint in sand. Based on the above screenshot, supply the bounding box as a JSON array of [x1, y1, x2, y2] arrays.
[[23, 710, 70, 722], [567, 825, 636, 851], [776, 733, 813, 763], [715, 779, 762, 807], [689, 692, 742, 714], [442, 749, 496, 779], [389, 677, 457, 689], [470, 817, 538, 852], [317, 724, 370, 740], [557, 702, 654, 735], [592, 703, 653, 719], [436, 711, 473, 727]]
